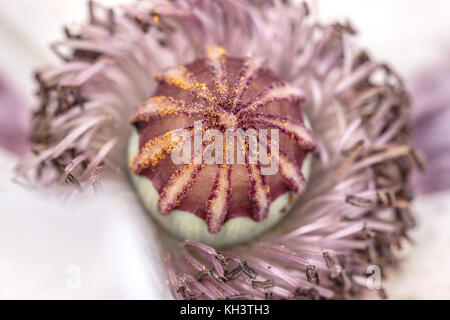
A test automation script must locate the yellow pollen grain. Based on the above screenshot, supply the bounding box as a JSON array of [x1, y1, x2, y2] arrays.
[[131, 131, 182, 174], [205, 46, 227, 58]]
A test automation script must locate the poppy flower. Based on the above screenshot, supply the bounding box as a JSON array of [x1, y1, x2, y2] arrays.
[[17, 0, 426, 299]]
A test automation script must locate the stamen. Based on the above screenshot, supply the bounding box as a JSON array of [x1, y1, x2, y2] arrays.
[[306, 265, 320, 284], [64, 154, 88, 174], [80, 137, 117, 180], [65, 173, 83, 192], [335, 61, 379, 94], [239, 261, 257, 279], [215, 252, 230, 266], [89, 165, 104, 195], [251, 279, 275, 289], [177, 280, 203, 300], [224, 267, 243, 281], [226, 293, 253, 300], [345, 195, 375, 208], [323, 252, 339, 279], [265, 292, 275, 300], [376, 189, 396, 207]]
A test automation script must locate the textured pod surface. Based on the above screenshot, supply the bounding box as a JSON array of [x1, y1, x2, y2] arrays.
[[129, 54, 314, 235]]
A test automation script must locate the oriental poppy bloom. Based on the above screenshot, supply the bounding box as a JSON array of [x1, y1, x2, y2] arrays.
[[17, 0, 426, 300]]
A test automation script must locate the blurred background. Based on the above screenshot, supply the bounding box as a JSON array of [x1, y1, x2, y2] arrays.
[[0, 0, 449, 299]]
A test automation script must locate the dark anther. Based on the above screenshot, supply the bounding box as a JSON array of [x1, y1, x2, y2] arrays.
[[69, 148, 77, 159], [306, 265, 320, 284], [396, 209, 416, 229], [337, 254, 347, 269], [332, 21, 357, 35], [64, 26, 81, 40], [323, 252, 338, 279], [206, 270, 226, 283], [375, 233, 394, 248], [353, 51, 370, 69], [132, 14, 151, 33], [64, 26, 72, 39], [265, 292, 274, 300], [302, 2, 310, 16], [65, 174, 83, 192], [295, 287, 323, 300], [239, 261, 257, 279], [178, 282, 202, 300], [226, 293, 253, 300], [73, 49, 102, 62], [50, 43, 72, 62], [197, 269, 226, 283], [195, 271, 205, 281], [293, 288, 308, 300], [215, 251, 229, 266], [51, 158, 66, 173], [345, 195, 374, 208], [224, 266, 243, 281], [251, 279, 274, 289], [376, 189, 395, 207], [58, 85, 85, 112]]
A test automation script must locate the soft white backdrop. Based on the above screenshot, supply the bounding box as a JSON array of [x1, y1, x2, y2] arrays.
[[0, 0, 449, 299]]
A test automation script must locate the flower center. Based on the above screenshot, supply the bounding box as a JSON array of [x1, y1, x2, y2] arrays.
[[128, 46, 316, 246]]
